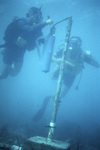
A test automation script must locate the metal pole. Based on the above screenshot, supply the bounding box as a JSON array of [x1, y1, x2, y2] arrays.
[[47, 17, 73, 141]]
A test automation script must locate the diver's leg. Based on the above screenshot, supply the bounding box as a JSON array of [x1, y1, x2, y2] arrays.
[[60, 84, 70, 98], [0, 63, 11, 79], [0, 47, 13, 79], [0, 48, 6, 55], [10, 61, 23, 76], [60, 75, 76, 99], [9, 48, 25, 76], [0, 62, 23, 78], [51, 65, 59, 80]]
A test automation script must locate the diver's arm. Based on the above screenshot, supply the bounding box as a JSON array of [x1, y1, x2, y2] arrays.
[[84, 51, 100, 68], [52, 49, 63, 64], [17, 19, 52, 33], [32, 19, 52, 30], [52, 56, 61, 64], [52, 56, 74, 66]]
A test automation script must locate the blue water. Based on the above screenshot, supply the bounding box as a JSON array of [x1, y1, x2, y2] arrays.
[[0, 0, 100, 149]]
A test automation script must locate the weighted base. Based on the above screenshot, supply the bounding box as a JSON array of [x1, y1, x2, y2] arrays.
[[23, 136, 71, 150]]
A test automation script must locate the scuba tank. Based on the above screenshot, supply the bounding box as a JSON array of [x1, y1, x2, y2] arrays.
[[40, 17, 71, 73], [41, 26, 55, 73]]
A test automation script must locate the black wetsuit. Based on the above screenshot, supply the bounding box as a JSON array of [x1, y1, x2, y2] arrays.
[[2, 18, 47, 65], [52, 48, 99, 88]]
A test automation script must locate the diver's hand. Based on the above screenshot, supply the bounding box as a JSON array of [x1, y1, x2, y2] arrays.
[[46, 19, 53, 25], [52, 56, 61, 64]]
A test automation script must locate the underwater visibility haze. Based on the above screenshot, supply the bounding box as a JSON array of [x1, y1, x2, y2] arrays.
[[0, 0, 100, 149]]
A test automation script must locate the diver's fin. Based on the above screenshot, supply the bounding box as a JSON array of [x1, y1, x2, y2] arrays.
[[33, 96, 52, 122]]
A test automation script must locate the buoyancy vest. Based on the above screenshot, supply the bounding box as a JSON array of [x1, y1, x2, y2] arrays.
[[3, 17, 24, 44], [63, 49, 84, 76]]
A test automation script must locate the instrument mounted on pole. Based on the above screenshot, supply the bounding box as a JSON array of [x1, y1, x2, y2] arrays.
[[41, 17, 71, 73]]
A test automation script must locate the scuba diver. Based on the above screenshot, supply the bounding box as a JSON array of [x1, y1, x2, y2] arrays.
[[52, 36, 100, 98], [33, 36, 100, 122], [0, 7, 52, 79]]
